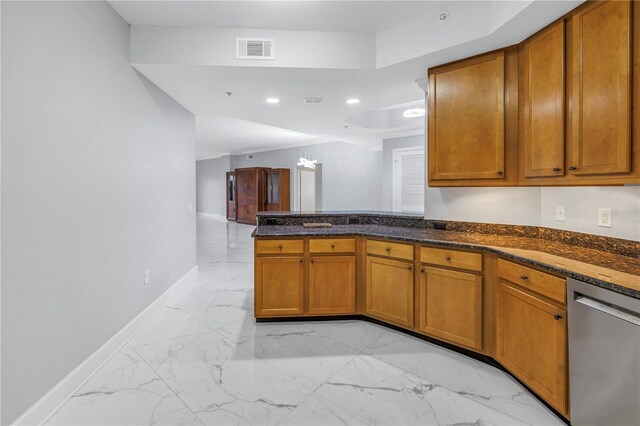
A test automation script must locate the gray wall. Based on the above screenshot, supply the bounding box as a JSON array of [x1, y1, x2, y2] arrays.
[[229, 141, 383, 211], [196, 156, 231, 217], [1, 2, 196, 423]]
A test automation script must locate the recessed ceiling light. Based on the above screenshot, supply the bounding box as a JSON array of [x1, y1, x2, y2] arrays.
[[403, 108, 426, 118], [346, 98, 360, 105], [266, 98, 280, 104]]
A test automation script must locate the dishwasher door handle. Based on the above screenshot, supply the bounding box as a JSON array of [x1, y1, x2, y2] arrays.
[[575, 293, 640, 326]]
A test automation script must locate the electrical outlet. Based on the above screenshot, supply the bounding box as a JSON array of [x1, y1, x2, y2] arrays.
[[555, 205, 565, 222], [598, 208, 612, 228], [144, 270, 150, 285]]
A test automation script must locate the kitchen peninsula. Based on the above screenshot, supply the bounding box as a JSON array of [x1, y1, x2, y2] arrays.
[[252, 211, 640, 421]]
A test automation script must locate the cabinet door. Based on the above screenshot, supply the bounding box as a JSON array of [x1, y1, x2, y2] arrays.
[[365, 256, 414, 327], [255, 256, 304, 316], [237, 203, 257, 225], [496, 283, 568, 414], [419, 267, 482, 350], [309, 256, 356, 315], [521, 21, 565, 178], [570, 0, 632, 175], [236, 169, 257, 204], [429, 51, 505, 180]]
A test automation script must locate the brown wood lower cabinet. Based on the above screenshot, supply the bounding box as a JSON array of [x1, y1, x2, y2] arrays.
[[495, 282, 568, 415], [255, 256, 304, 316], [309, 256, 356, 315], [419, 267, 483, 350], [365, 255, 414, 327]]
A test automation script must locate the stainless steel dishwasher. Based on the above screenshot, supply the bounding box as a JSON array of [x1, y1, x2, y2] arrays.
[[567, 278, 640, 426]]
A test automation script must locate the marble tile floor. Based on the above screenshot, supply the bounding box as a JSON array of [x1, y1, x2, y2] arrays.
[[45, 217, 565, 426]]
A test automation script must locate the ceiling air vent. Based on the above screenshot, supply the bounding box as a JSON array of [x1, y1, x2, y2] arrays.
[[303, 97, 324, 104], [236, 37, 274, 60]]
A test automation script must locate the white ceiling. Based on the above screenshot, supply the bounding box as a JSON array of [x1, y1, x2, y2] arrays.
[[110, 0, 583, 159], [132, 60, 428, 156], [196, 116, 323, 159], [110, 1, 444, 33]]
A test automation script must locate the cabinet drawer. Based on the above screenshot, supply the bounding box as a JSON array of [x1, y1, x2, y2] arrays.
[[420, 247, 482, 272], [367, 240, 414, 261], [309, 238, 356, 254], [256, 239, 304, 255], [497, 259, 566, 303]]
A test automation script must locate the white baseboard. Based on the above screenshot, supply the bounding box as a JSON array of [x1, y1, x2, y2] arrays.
[[196, 212, 228, 222], [12, 265, 199, 426]]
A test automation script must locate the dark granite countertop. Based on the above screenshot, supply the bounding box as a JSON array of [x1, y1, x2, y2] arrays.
[[253, 223, 640, 300]]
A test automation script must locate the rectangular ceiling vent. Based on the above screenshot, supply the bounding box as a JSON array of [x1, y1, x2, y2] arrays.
[[303, 97, 324, 104], [236, 37, 274, 60]]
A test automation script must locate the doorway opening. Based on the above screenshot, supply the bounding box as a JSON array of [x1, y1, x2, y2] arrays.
[[296, 165, 322, 212], [393, 147, 425, 213]]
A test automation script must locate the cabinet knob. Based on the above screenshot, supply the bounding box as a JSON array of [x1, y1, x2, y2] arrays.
[[300, 259, 303, 264], [497, 171, 503, 176], [520, 275, 528, 281], [420, 268, 425, 273], [445, 256, 452, 262], [554, 314, 563, 321], [408, 266, 413, 271], [553, 168, 561, 172], [278, 245, 283, 249], [331, 244, 336, 249], [310, 259, 314, 264], [569, 166, 578, 171], [385, 247, 391, 252]]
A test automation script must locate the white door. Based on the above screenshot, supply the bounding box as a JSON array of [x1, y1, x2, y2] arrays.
[[393, 147, 425, 213], [299, 169, 316, 212]]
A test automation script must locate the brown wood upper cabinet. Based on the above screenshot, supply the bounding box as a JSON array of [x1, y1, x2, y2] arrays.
[[569, 0, 632, 176], [520, 20, 565, 178], [429, 0, 639, 187], [428, 51, 507, 182]]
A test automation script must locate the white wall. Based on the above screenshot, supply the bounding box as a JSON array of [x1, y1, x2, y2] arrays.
[[131, 26, 375, 69], [1, 2, 196, 424], [426, 187, 542, 227], [229, 142, 383, 211], [384, 134, 541, 227], [540, 186, 640, 241], [196, 156, 231, 217], [425, 183, 640, 240]]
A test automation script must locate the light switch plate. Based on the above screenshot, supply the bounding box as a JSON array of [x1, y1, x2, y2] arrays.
[[598, 208, 612, 228], [186, 202, 193, 213], [555, 205, 565, 222], [144, 270, 150, 285]]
